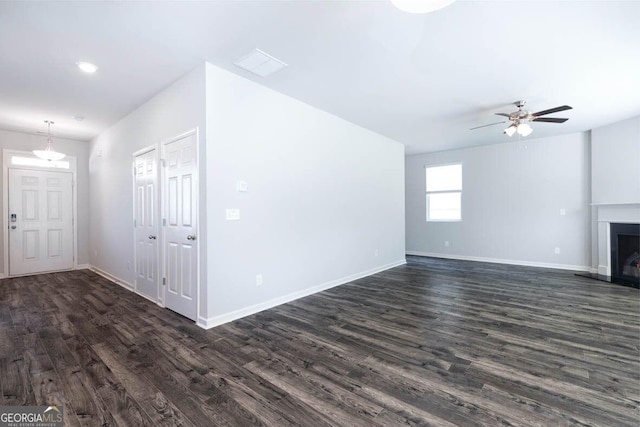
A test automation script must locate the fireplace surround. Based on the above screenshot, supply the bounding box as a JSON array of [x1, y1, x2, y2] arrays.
[[587, 204, 640, 288], [610, 222, 640, 285]]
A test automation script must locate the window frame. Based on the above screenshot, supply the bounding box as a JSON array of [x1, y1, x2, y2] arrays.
[[425, 162, 462, 222]]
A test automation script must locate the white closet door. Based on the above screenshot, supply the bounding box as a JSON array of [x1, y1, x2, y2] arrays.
[[163, 132, 198, 320], [8, 168, 73, 276], [133, 149, 159, 301]]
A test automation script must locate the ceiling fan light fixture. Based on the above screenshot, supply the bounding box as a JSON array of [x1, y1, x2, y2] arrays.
[[504, 125, 517, 137], [33, 121, 66, 161], [472, 101, 571, 136], [517, 122, 533, 137], [390, 0, 456, 14]]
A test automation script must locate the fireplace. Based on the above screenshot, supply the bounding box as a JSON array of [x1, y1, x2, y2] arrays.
[[610, 222, 640, 286]]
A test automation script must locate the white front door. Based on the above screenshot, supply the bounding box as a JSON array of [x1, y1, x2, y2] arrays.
[[133, 149, 159, 301], [162, 132, 198, 320], [8, 168, 74, 276]]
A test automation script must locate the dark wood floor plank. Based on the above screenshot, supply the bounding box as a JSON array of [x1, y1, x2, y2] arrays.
[[63, 333, 153, 427], [92, 341, 194, 426], [0, 356, 35, 406], [137, 334, 268, 426], [37, 327, 118, 426], [244, 358, 381, 427], [0, 303, 12, 326], [102, 331, 234, 427]]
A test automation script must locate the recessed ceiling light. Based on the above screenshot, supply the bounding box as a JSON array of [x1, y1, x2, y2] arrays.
[[391, 0, 456, 14], [234, 49, 287, 77], [76, 61, 98, 74], [72, 115, 85, 122]]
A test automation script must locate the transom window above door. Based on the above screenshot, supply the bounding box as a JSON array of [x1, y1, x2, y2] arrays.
[[11, 155, 70, 169]]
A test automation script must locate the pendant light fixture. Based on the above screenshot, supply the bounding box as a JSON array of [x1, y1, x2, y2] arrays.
[[34, 120, 65, 161]]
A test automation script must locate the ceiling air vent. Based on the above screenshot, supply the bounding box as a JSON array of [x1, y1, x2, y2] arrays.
[[233, 49, 287, 77]]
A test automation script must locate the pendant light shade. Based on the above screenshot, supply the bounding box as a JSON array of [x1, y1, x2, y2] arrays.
[[504, 125, 517, 137], [516, 122, 533, 137], [33, 120, 65, 161]]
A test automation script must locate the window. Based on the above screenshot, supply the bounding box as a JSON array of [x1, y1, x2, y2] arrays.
[[11, 156, 70, 169], [426, 163, 462, 221]]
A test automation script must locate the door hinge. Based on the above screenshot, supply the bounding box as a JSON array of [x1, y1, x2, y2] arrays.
[[134, 219, 137, 227], [162, 218, 166, 226], [133, 163, 136, 176], [160, 159, 166, 168], [162, 277, 166, 286]]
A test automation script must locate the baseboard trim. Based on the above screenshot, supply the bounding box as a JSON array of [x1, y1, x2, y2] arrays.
[[2, 267, 85, 280], [0, 262, 89, 280], [197, 316, 209, 329], [88, 265, 135, 291], [86, 265, 163, 305], [406, 251, 592, 272], [199, 259, 407, 329]]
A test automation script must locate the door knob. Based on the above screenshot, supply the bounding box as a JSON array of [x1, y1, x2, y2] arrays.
[[10, 225, 16, 230], [187, 235, 196, 241], [149, 235, 157, 240]]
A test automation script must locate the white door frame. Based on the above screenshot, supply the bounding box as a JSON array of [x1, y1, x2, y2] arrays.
[[132, 145, 161, 305], [2, 149, 78, 278], [160, 128, 200, 322]]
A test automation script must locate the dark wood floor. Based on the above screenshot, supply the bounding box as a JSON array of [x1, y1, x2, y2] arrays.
[[1, 256, 639, 426]]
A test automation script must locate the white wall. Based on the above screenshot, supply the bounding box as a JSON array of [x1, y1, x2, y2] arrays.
[[89, 65, 207, 307], [0, 129, 90, 274], [204, 63, 405, 325], [590, 115, 640, 273], [88, 62, 404, 328], [406, 133, 592, 270], [591, 116, 640, 205]]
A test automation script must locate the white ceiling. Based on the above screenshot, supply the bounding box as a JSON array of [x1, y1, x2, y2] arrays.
[[1, 1, 639, 154]]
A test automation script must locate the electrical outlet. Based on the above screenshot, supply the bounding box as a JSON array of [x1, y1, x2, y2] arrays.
[[374, 249, 379, 257], [554, 247, 560, 255], [256, 274, 263, 286], [94, 250, 98, 257], [445, 241, 450, 247], [127, 261, 131, 270], [560, 209, 566, 216]]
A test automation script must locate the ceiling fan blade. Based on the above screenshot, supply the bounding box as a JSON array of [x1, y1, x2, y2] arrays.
[[532, 117, 569, 123], [532, 105, 572, 117], [470, 121, 508, 130], [494, 113, 511, 117]]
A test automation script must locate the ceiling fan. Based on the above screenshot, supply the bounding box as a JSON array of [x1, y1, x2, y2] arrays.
[[471, 100, 572, 137]]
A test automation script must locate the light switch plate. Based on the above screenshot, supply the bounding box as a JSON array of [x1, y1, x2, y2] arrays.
[[236, 181, 248, 192], [226, 209, 240, 220]]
